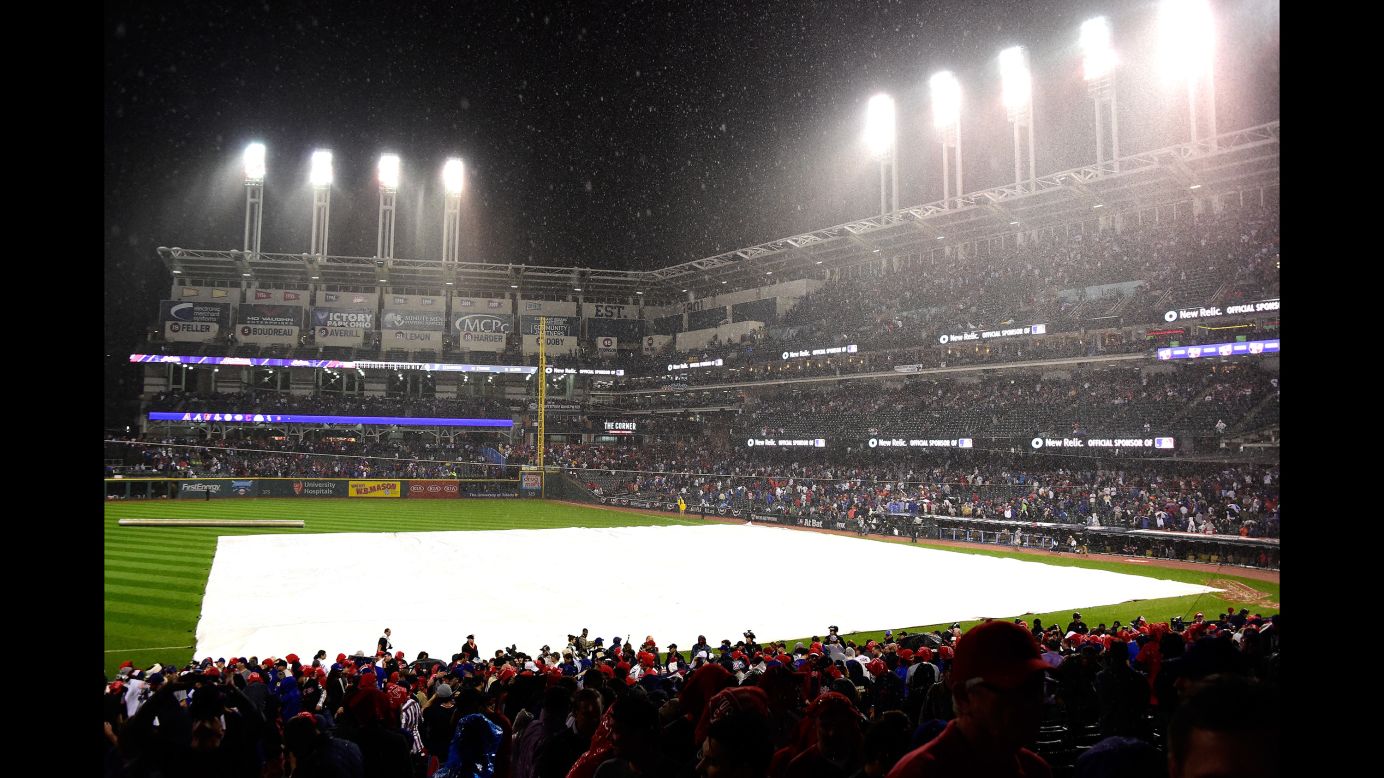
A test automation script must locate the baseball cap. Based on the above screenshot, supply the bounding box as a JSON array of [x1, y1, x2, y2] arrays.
[[949, 621, 1049, 690]]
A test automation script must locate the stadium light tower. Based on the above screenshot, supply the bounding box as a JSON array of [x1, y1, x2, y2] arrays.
[[864, 93, 898, 216], [929, 71, 962, 206], [441, 158, 464, 264], [1159, 0, 1217, 148], [242, 143, 265, 259], [309, 150, 333, 257], [377, 153, 400, 261], [1081, 17, 1120, 172], [999, 47, 1036, 189]]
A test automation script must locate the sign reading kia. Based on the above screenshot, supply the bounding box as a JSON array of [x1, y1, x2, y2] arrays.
[[407, 480, 460, 499], [164, 321, 219, 342]]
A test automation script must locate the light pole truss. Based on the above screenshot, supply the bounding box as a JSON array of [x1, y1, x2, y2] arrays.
[[163, 122, 1276, 302]]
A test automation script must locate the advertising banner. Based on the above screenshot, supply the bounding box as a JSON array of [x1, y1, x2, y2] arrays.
[[586, 317, 643, 340], [519, 315, 579, 337], [1156, 340, 1279, 361], [521, 472, 542, 491], [311, 308, 375, 346], [321, 291, 377, 306], [407, 480, 461, 499], [384, 329, 442, 347], [259, 479, 349, 497], [176, 479, 257, 498], [867, 437, 973, 449], [453, 296, 511, 312], [937, 323, 1046, 345], [585, 302, 637, 319], [164, 321, 220, 342], [238, 304, 303, 327], [522, 334, 578, 355], [160, 301, 232, 327], [381, 310, 446, 331], [744, 437, 826, 448], [451, 312, 513, 352], [519, 299, 578, 317], [1162, 298, 1279, 323], [175, 285, 235, 300], [596, 336, 617, 354], [385, 294, 445, 310], [250, 289, 309, 306], [349, 480, 402, 498], [1029, 436, 1175, 450], [237, 324, 299, 345]]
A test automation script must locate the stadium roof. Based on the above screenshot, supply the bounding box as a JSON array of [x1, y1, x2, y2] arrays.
[[160, 121, 1277, 304]]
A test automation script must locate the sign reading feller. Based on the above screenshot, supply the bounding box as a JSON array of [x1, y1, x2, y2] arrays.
[[1030, 437, 1175, 449], [349, 480, 401, 497], [160, 301, 231, 342]]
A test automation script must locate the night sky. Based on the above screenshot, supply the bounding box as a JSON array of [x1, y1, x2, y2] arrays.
[[104, 0, 1278, 428]]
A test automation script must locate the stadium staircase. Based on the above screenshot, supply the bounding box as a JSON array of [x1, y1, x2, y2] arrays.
[[480, 446, 507, 466]]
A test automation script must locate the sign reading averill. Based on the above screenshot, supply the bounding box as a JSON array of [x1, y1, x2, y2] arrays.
[[311, 308, 375, 346]]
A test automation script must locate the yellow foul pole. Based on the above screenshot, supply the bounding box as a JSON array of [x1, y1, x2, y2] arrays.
[[537, 316, 546, 498]]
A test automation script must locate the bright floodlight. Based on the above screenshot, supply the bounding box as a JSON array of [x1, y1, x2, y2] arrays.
[[243, 143, 266, 182], [999, 47, 1031, 112], [1159, 0, 1214, 83], [310, 150, 334, 187], [864, 94, 896, 158], [929, 71, 961, 130], [1080, 17, 1116, 81], [443, 158, 465, 195], [378, 154, 400, 190]]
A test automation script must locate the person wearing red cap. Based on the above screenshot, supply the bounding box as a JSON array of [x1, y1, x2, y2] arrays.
[[888, 621, 1052, 778]]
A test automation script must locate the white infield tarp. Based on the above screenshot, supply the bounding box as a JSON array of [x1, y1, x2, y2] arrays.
[[195, 523, 1218, 660]]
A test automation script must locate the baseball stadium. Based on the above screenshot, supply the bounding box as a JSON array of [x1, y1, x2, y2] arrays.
[[104, 2, 1279, 776]]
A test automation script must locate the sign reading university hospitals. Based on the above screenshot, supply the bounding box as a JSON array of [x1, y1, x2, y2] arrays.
[[160, 300, 231, 342], [311, 308, 375, 346], [236, 304, 302, 345], [452, 312, 513, 352]]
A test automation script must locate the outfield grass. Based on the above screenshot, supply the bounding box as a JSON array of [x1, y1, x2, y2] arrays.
[[103, 499, 1278, 676]]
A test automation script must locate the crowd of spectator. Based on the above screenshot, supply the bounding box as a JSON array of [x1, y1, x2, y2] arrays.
[[105, 612, 1279, 778]]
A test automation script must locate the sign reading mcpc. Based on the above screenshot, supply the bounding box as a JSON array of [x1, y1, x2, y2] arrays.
[[782, 344, 858, 360]]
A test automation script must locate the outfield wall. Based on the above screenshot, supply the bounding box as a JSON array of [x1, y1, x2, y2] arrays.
[[104, 477, 531, 500]]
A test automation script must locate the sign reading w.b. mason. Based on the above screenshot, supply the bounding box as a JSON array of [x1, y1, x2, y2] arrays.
[[452, 313, 513, 352]]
